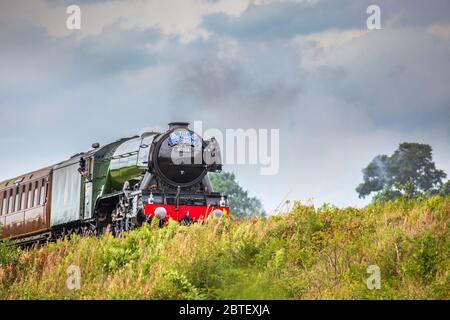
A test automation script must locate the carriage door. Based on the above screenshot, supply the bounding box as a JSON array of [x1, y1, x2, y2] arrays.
[[81, 156, 94, 219]]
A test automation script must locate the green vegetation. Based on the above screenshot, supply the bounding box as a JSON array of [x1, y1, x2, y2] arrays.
[[1, 196, 449, 300]]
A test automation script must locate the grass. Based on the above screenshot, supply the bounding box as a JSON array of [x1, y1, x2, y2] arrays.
[[0, 196, 449, 300]]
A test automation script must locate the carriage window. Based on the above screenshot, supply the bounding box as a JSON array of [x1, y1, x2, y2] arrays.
[[0, 192, 3, 215], [8, 191, 13, 213], [4, 193, 7, 214], [21, 185, 27, 210], [28, 184, 33, 209], [40, 180, 46, 205], [15, 190, 20, 212], [2, 191, 8, 215], [34, 182, 40, 207]]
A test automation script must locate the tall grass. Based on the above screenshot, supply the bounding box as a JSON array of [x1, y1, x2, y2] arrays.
[[0, 196, 449, 299]]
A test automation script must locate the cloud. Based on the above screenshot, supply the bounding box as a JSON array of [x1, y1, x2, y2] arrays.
[[427, 23, 450, 39], [203, 0, 450, 39], [0, 0, 250, 41], [172, 38, 304, 126], [203, 0, 366, 40], [290, 28, 450, 130]]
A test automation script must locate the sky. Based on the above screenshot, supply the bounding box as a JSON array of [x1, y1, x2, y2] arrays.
[[0, 0, 449, 212]]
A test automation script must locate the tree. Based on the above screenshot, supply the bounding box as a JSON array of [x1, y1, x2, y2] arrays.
[[209, 172, 265, 218], [440, 180, 450, 196], [356, 143, 447, 200]]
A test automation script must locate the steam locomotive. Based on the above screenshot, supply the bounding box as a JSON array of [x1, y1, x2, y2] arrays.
[[0, 122, 228, 245]]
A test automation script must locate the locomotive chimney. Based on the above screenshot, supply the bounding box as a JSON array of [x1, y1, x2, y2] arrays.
[[168, 122, 189, 130]]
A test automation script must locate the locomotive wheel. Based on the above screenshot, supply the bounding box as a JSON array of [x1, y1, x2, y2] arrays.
[[112, 217, 135, 237], [180, 216, 194, 226]]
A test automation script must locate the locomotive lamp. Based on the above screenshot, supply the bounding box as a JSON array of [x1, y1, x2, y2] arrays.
[[155, 207, 167, 220], [212, 209, 223, 218], [148, 192, 154, 204], [220, 195, 226, 207]]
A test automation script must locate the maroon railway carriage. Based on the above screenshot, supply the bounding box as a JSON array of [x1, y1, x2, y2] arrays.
[[0, 167, 52, 242]]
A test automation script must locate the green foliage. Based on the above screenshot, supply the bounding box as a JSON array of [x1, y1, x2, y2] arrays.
[[406, 234, 441, 283], [209, 171, 265, 218], [357, 143, 447, 201], [0, 239, 19, 266], [154, 270, 206, 300], [372, 186, 403, 203], [440, 180, 450, 196], [0, 196, 449, 300]]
